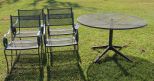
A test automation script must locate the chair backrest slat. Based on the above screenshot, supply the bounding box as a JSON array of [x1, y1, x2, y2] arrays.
[[11, 15, 41, 28], [18, 9, 44, 20], [47, 8, 73, 26]]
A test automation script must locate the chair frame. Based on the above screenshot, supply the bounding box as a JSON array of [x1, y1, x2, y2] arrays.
[[3, 15, 42, 74], [44, 8, 79, 66]]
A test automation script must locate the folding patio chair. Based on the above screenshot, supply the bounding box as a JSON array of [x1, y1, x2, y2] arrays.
[[3, 15, 42, 74], [44, 8, 79, 65]]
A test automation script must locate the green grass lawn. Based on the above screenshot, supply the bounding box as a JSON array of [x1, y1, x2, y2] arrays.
[[0, 0, 154, 81]]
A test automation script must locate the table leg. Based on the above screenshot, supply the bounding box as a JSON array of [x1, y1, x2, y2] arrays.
[[112, 47, 132, 62], [94, 47, 110, 63]]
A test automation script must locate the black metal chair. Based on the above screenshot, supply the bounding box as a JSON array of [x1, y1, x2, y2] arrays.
[[44, 8, 79, 65], [3, 15, 42, 74]]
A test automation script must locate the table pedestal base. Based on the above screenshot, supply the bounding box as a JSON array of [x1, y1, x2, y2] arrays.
[[93, 45, 132, 63], [93, 29, 132, 63]]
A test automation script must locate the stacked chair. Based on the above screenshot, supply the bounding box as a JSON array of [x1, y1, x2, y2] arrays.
[[2, 8, 79, 75], [3, 10, 44, 74], [44, 8, 79, 66]]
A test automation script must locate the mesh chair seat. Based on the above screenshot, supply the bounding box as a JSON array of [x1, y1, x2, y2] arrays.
[[49, 28, 73, 36], [6, 40, 38, 50], [46, 37, 77, 47], [15, 31, 39, 38]]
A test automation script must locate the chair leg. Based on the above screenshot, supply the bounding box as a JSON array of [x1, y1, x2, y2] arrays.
[[74, 45, 81, 63], [38, 47, 41, 66], [11, 50, 13, 67], [46, 47, 49, 65], [40, 45, 42, 62], [74, 44, 77, 51], [43, 46, 47, 66], [41, 44, 44, 59], [47, 47, 49, 62], [17, 50, 21, 63], [15, 50, 17, 57], [46, 47, 50, 67], [45, 46, 47, 65], [49, 47, 53, 66], [38, 47, 44, 80], [4, 50, 9, 74]]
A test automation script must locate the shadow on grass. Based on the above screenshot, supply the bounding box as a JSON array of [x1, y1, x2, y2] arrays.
[[0, 0, 18, 7], [30, 0, 43, 7], [47, 50, 86, 81], [0, 0, 5, 8], [43, 0, 82, 9], [29, 0, 97, 12], [6, 0, 19, 4], [87, 55, 154, 81], [5, 54, 43, 81]]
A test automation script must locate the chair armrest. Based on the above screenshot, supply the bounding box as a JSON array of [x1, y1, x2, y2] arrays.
[[11, 27, 16, 35], [3, 29, 10, 48], [40, 24, 46, 34], [38, 25, 46, 45], [74, 29, 79, 43], [37, 36, 41, 46], [37, 31, 41, 36], [3, 37, 8, 48], [74, 23, 79, 43], [37, 31, 42, 46], [75, 23, 80, 30], [43, 24, 46, 35], [3, 28, 16, 48]]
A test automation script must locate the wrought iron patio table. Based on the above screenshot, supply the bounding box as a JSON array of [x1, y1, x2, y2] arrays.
[[77, 13, 147, 63]]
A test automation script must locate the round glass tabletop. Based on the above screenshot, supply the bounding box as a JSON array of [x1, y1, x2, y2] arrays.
[[77, 13, 147, 30]]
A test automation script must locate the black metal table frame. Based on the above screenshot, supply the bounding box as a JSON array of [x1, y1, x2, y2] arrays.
[[93, 29, 132, 63]]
